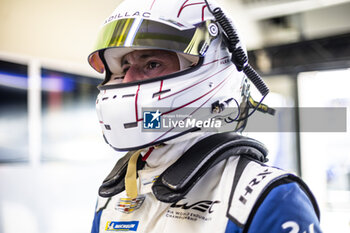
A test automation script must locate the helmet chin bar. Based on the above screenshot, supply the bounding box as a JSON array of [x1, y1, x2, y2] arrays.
[[95, 52, 244, 150], [104, 128, 201, 152]]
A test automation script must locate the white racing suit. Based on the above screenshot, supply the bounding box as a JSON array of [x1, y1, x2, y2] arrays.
[[91, 133, 321, 233]]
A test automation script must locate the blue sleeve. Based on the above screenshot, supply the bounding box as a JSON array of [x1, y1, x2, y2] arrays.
[[247, 182, 322, 233], [91, 210, 102, 233], [225, 219, 242, 233]]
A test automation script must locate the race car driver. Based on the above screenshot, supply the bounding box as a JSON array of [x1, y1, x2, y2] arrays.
[[87, 0, 322, 232]]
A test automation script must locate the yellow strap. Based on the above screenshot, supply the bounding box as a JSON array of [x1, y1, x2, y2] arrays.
[[124, 149, 143, 199]]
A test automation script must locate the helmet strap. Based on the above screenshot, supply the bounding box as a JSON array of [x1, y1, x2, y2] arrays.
[[125, 149, 143, 199]]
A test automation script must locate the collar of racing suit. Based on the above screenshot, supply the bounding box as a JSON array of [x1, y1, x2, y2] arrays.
[[137, 132, 214, 195]]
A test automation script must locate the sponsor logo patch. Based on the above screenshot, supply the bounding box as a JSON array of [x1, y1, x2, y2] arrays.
[[116, 196, 145, 214], [105, 221, 139, 232], [171, 199, 220, 213], [166, 199, 221, 222]]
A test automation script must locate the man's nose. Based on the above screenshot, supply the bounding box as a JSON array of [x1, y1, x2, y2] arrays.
[[122, 65, 144, 83]]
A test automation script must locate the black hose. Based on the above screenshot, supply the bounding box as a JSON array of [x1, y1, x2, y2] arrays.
[[208, 5, 269, 96]]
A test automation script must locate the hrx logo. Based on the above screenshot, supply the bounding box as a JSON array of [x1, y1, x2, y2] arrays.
[[143, 110, 161, 129]]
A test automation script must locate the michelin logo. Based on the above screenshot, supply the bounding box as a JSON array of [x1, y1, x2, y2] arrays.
[[105, 221, 139, 231], [143, 110, 161, 129]]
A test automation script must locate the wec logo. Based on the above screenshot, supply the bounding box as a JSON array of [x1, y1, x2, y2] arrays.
[[170, 199, 221, 213]]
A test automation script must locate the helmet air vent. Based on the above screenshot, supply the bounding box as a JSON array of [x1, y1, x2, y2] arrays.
[[152, 89, 171, 98], [122, 94, 136, 98]]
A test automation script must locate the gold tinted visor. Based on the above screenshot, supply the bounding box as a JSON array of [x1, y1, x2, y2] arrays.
[[88, 18, 216, 73]]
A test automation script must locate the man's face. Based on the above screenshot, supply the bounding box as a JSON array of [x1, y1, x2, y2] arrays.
[[119, 50, 180, 83]]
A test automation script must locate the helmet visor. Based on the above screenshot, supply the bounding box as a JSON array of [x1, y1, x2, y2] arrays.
[[88, 18, 216, 73]]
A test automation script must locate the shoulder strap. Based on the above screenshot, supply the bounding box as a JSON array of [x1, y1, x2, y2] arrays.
[[152, 132, 268, 203], [99, 151, 146, 197], [226, 157, 320, 231]]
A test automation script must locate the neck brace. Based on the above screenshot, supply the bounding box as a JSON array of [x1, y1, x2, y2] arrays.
[[98, 132, 268, 200]]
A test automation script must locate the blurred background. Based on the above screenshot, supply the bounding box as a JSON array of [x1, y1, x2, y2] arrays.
[[0, 0, 349, 232]]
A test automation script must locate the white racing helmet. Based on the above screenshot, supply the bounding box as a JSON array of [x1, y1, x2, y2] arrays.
[[88, 0, 250, 151]]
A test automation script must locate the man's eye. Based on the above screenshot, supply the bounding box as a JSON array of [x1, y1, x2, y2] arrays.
[[147, 62, 161, 70], [122, 66, 130, 74]]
